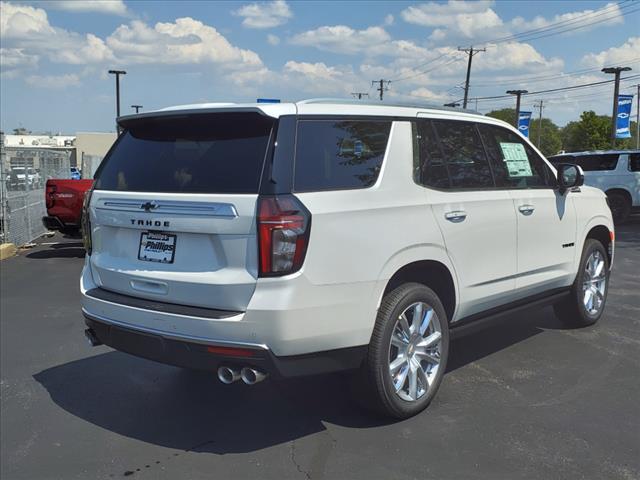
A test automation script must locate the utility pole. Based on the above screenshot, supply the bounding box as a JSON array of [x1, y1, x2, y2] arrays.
[[371, 79, 390, 101], [507, 90, 528, 128], [351, 92, 369, 100], [458, 46, 485, 109], [602, 66, 632, 148], [108, 69, 126, 134], [534, 100, 544, 148], [131, 104, 143, 113]]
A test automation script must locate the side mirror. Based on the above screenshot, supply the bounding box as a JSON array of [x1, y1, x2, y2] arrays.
[[557, 163, 584, 194]]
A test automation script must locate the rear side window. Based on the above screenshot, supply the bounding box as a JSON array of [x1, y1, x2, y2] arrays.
[[94, 112, 274, 193], [431, 120, 494, 189], [629, 153, 640, 172], [478, 124, 553, 188], [414, 120, 450, 188], [550, 154, 619, 171], [294, 120, 392, 192]]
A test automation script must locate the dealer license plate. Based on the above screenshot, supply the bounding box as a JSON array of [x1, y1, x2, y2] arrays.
[[138, 232, 176, 264]]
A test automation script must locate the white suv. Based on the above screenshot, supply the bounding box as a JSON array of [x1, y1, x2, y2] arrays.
[[80, 100, 614, 418], [548, 150, 640, 222]]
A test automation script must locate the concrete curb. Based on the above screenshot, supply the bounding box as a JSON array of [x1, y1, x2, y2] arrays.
[[0, 243, 17, 260]]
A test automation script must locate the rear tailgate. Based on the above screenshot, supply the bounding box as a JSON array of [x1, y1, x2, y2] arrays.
[[87, 111, 275, 312], [46, 179, 93, 224]]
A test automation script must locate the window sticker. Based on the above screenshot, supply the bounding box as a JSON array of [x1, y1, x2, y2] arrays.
[[499, 142, 533, 177]]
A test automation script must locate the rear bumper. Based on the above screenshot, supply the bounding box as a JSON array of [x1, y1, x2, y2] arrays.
[[42, 215, 78, 231], [83, 312, 366, 378]]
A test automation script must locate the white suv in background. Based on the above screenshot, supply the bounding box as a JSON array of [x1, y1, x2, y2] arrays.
[[549, 150, 640, 222], [80, 100, 614, 418]]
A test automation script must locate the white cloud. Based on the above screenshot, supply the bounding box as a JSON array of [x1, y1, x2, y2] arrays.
[[233, 0, 292, 29], [0, 47, 38, 77], [479, 42, 564, 72], [0, 1, 55, 38], [284, 60, 343, 81], [581, 37, 640, 68], [25, 73, 81, 88], [384, 14, 394, 26], [106, 18, 263, 68], [401, 0, 503, 39], [510, 2, 624, 33], [0, 2, 114, 65], [40, 1, 130, 16], [267, 33, 280, 45], [290, 25, 390, 55]]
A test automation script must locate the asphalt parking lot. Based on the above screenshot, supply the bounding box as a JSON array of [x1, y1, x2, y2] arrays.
[[1, 220, 639, 480]]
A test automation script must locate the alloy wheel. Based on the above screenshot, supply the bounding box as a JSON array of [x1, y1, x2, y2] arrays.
[[388, 302, 442, 402]]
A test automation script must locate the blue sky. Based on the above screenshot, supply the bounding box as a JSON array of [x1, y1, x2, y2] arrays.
[[1, 0, 638, 133]]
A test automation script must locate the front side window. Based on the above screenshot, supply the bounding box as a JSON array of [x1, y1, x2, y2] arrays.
[[294, 119, 391, 192], [478, 124, 553, 188]]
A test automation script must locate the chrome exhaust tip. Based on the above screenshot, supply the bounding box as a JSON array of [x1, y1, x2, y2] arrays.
[[84, 328, 102, 347], [241, 367, 267, 385], [217, 366, 241, 384]]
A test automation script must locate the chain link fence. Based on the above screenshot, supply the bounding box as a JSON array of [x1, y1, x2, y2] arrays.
[[81, 153, 103, 179], [1, 145, 72, 246]]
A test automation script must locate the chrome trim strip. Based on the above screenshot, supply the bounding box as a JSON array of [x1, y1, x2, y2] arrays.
[[97, 200, 238, 218], [82, 308, 269, 351]]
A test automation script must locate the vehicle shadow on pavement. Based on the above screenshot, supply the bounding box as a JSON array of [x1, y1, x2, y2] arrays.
[[33, 308, 565, 455], [25, 242, 85, 259]]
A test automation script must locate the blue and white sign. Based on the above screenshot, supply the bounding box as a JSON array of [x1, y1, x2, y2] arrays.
[[518, 111, 532, 138], [616, 94, 633, 139]]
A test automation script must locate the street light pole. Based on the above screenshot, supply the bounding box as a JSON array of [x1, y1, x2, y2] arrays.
[[601, 66, 631, 148], [506, 90, 528, 128], [108, 69, 127, 133]]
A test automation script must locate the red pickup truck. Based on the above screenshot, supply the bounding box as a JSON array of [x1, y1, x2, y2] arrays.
[[42, 179, 93, 233]]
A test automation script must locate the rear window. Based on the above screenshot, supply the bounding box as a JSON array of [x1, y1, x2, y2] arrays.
[[294, 119, 392, 192], [548, 153, 619, 171], [94, 112, 274, 194]]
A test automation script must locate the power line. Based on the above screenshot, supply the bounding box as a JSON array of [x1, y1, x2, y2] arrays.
[[391, 53, 466, 83], [472, 57, 640, 87], [477, 1, 635, 47], [473, 74, 640, 102]]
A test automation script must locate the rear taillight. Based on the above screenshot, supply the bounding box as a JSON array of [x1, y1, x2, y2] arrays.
[[81, 188, 93, 255], [45, 183, 56, 208], [257, 195, 311, 277]]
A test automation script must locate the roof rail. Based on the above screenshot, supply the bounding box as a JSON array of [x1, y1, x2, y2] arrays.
[[297, 98, 480, 114]]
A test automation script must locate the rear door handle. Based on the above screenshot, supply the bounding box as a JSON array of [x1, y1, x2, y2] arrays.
[[518, 204, 535, 215], [445, 210, 467, 222]]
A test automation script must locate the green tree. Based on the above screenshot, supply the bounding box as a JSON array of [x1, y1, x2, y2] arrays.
[[486, 108, 516, 126], [486, 108, 562, 156]]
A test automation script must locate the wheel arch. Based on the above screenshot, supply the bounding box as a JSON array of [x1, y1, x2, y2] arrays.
[[381, 260, 457, 322], [604, 187, 632, 203], [585, 224, 613, 265]]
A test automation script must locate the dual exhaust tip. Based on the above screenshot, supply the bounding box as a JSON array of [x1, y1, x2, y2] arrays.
[[217, 366, 267, 385]]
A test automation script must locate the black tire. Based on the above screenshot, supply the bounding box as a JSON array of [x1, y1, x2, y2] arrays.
[[553, 239, 610, 327], [607, 191, 631, 223], [359, 283, 449, 419]]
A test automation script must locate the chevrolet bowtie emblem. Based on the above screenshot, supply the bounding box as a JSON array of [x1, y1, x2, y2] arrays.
[[141, 201, 158, 212]]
